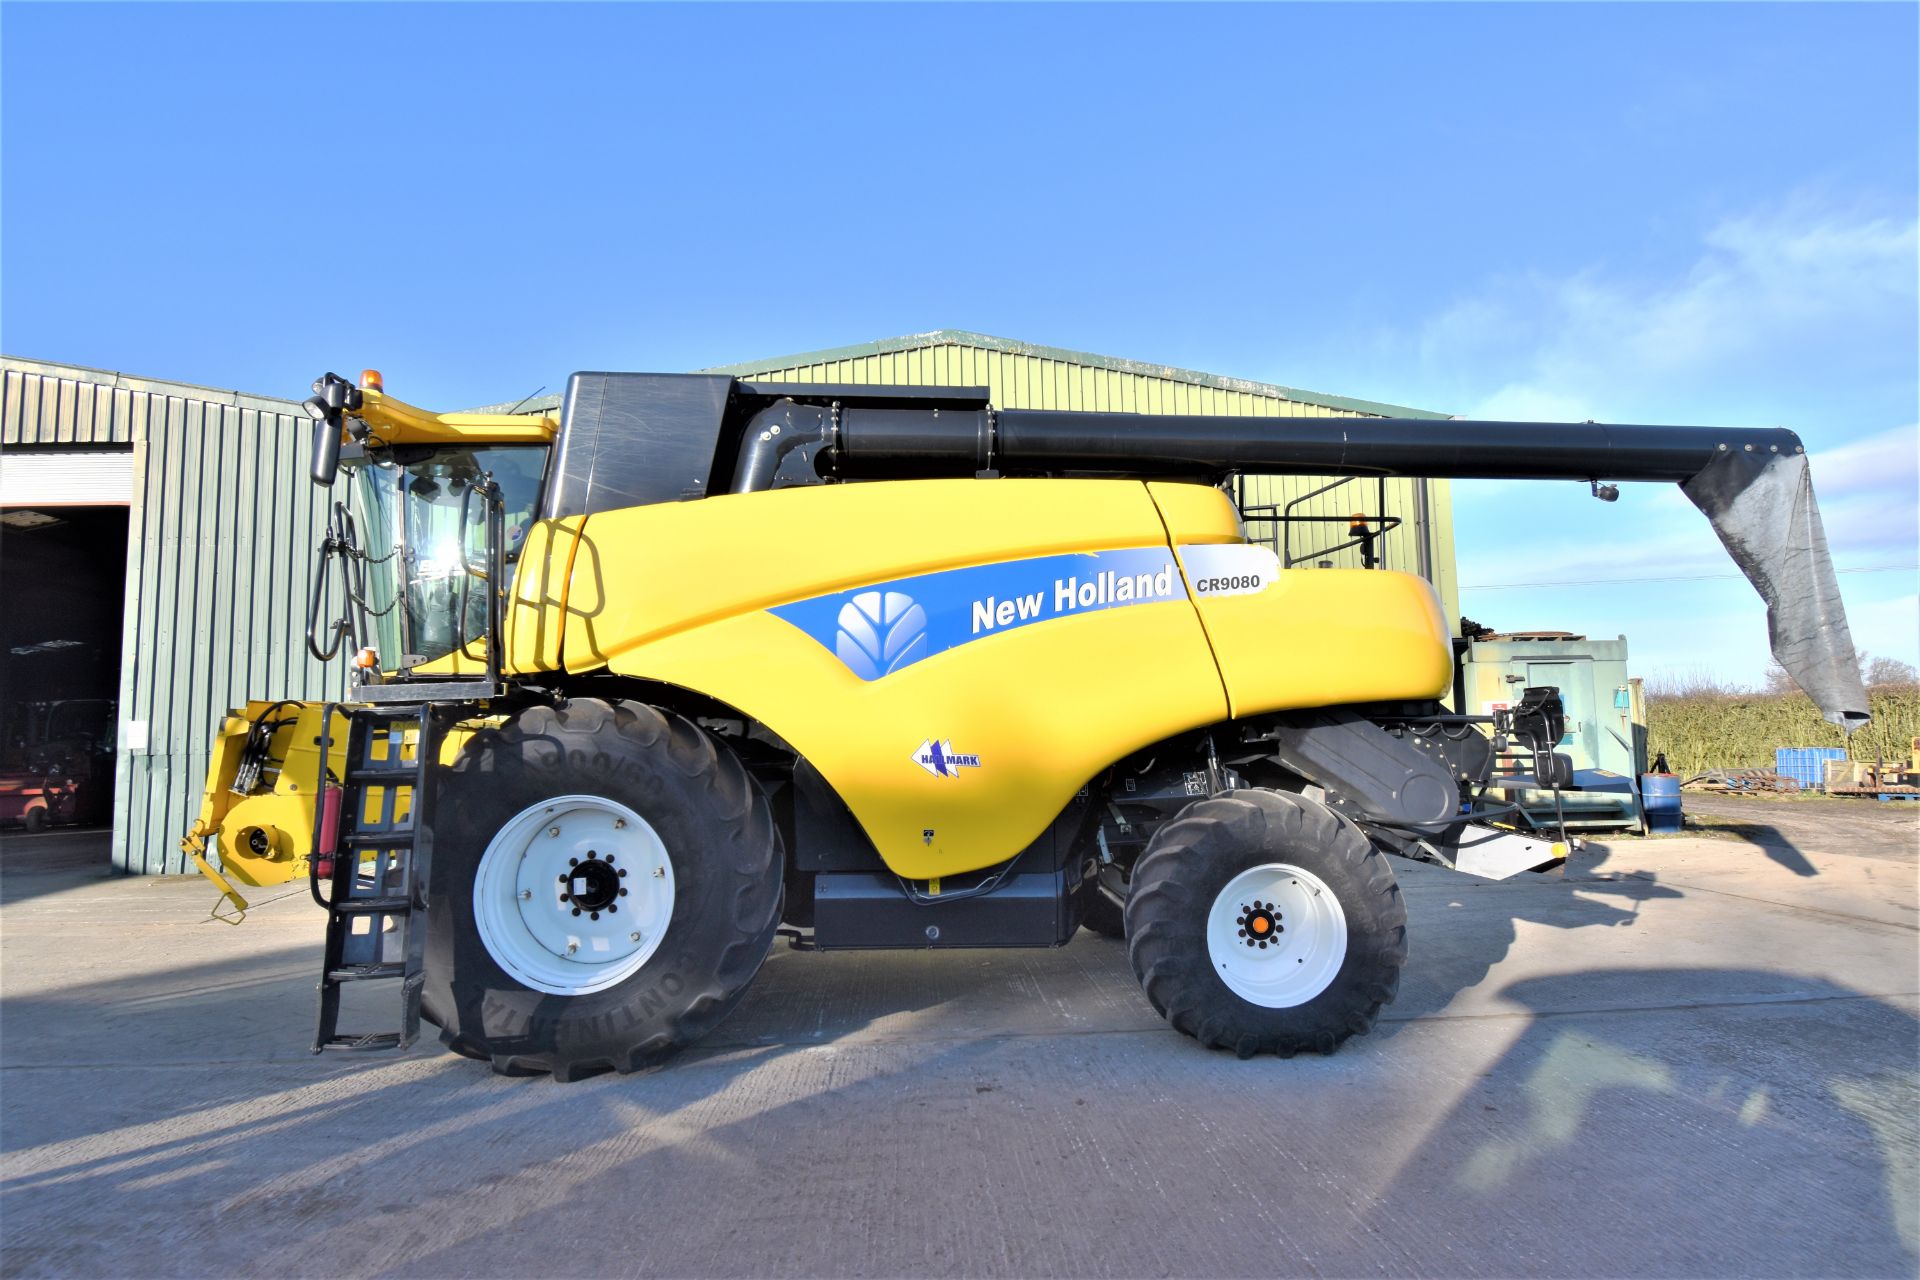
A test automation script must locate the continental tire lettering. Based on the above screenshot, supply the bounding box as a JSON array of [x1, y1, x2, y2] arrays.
[[634, 972, 686, 1020]]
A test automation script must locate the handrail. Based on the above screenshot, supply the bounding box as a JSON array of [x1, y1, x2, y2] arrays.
[[453, 474, 506, 688], [1237, 474, 1403, 570], [307, 503, 373, 661]]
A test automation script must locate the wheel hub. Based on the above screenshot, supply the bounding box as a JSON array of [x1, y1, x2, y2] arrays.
[[560, 853, 626, 917], [473, 795, 676, 996], [1206, 863, 1349, 1008], [1235, 901, 1284, 949]]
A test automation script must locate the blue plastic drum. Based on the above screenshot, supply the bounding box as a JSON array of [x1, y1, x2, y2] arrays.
[[1641, 773, 1683, 834]]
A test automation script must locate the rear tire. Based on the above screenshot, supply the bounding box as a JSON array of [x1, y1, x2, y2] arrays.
[[1124, 789, 1405, 1058], [423, 698, 783, 1080]]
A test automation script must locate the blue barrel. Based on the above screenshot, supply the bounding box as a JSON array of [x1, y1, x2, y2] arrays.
[[1641, 774, 1683, 833]]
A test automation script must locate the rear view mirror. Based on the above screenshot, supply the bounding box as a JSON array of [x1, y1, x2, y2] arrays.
[[307, 401, 341, 485], [303, 373, 362, 486]]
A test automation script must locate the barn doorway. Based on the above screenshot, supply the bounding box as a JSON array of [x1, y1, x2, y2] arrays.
[[0, 506, 128, 832]]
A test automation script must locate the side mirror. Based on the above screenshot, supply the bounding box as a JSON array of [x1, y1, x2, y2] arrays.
[[303, 373, 363, 486], [306, 398, 341, 485]]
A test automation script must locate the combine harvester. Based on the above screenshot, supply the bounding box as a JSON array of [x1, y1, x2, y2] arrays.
[[182, 369, 1868, 1078]]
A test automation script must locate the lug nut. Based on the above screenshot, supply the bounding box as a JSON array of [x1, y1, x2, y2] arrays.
[[590, 911, 600, 921], [607, 904, 618, 913], [617, 868, 627, 879], [569, 857, 579, 866], [559, 893, 571, 902], [618, 887, 628, 897], [629, 932, 642, 943], [571, 907, 582, 917]]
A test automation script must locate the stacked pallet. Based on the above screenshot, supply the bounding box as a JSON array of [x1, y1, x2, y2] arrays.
[[1823, 739, 1920, 800]]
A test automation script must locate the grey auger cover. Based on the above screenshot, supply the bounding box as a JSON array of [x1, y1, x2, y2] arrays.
[[1682, 449, 1870, 728]]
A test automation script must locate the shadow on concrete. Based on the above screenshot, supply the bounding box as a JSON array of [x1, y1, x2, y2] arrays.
[[0, 942, 969, 1278], [6, 957, 1914, 1277], [0, 829, 113, 906], [1690, 817, 1822, 877], [1373, 968, 1918, 1276], [1378, 856, 1688, 1034]]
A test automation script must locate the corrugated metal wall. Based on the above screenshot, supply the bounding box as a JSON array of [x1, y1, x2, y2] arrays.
[[707, 332, 1460, 620], [2, 357, 341, 873]]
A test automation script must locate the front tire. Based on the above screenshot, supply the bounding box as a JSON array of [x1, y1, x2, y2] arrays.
[[423, 698, 783, 1080], [1124, 789, 1406, 1058]]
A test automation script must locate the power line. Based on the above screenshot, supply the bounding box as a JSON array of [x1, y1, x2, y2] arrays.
[[1461, 564, 1917, 591]]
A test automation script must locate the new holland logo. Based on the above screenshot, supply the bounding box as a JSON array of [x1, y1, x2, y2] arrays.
[[834, 591, 929, 681], [911, 738, 983, 778]]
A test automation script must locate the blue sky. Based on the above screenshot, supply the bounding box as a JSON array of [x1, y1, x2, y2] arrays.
[[4, 2, 1914, 683]]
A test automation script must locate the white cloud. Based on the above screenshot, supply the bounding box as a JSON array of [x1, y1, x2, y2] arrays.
[[1807, 424, 1920, 559], [1411, 198, 1918, 425], [1353, 194, 1917, 686]]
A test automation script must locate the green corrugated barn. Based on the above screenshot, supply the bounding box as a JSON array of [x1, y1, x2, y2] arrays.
[[0, 334, 1454, 874]]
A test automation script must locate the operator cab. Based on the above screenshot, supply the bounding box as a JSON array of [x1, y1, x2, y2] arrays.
[[340, 443, 548, 668]]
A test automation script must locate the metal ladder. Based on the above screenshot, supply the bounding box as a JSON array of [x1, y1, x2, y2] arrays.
[[310, 702, 439, 1053]]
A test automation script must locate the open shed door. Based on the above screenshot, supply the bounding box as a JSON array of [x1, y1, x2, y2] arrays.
[[1, 448, 134, 507]]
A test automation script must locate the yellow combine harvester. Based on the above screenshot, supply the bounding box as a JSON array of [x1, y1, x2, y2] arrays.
[[183, 368, 1868, 1079]]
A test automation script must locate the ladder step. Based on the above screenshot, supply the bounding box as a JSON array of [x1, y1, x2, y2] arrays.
[[340, 832, 416, 846], [314, 700, 439, 1056], [327, 962, 406, 981], [331, 897, 413, 914], [316, 1032, 405, 1052]]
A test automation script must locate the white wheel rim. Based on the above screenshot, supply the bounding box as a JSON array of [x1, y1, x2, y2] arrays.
[[1206, 863, 1348, 1008], [472, 795, 676, 996]]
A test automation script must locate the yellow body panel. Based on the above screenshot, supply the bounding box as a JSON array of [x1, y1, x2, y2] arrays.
[[613, 602, 1224, 879], [562, 479, 1188, 668], [549, 479, 1451, 879], [1152, 484, 1454, 717], [347, 388, 556, 446], [565, 480, 1227, 878]]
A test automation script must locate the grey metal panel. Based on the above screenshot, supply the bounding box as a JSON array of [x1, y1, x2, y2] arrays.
[[3, 357, 342, 874]]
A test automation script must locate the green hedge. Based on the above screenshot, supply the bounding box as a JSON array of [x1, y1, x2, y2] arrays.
[[1646, 684, 1920, 777]]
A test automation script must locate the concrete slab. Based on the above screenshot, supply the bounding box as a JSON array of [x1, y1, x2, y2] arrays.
[[2, 818, 1914, 1278]]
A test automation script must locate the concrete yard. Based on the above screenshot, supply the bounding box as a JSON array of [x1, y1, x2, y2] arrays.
[[2, 799, 1916, 1278]]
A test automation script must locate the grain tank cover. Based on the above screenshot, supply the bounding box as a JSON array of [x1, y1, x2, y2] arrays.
[[540, 372, 736, 519]]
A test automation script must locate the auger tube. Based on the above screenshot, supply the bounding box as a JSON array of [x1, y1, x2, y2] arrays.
[[818, 408, 1870, 728]]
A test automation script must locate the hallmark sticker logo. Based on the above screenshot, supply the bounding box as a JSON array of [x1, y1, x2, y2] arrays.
[[911, 739, 983, 779]]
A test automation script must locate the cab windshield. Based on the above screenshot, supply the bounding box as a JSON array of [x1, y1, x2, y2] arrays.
[[345, 445, 548, 668]]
